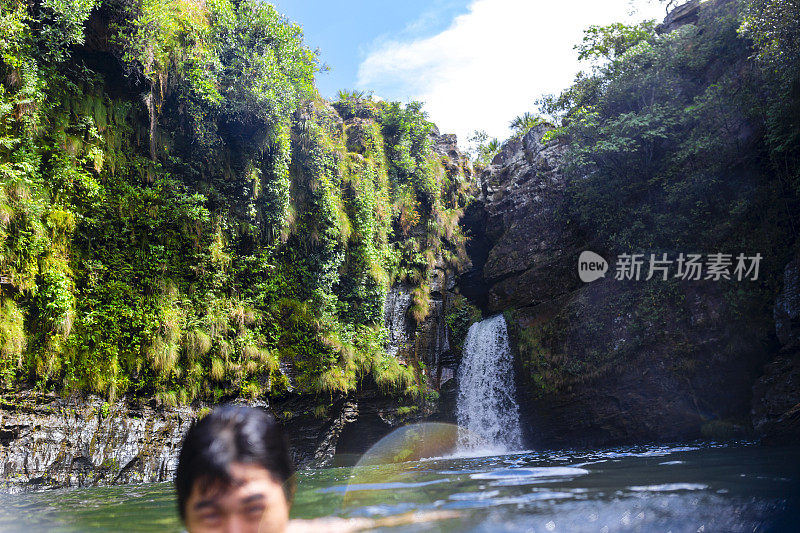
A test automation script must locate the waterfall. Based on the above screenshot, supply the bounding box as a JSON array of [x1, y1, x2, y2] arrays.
[[456, 314, 523, 453]]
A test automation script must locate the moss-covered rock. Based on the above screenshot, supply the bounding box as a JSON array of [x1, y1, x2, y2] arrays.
[[0, 1, 475, 410]]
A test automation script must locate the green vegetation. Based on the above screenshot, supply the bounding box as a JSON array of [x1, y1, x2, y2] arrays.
[[445, 294, 481, 352], [574, 20, 657, 62], [515, 0, 799, 388], [740, 0, 800, 196], [0, 0, 473, 405], [509, 112, 547, 137], [540, 0, 797, 292], [467, 130, 500, 167]]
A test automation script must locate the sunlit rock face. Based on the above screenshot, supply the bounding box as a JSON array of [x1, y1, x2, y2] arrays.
[[0, 395, 193, 491], [0, 391, 436, 489], [383, 282, 458, 388], [384, 285, 414, 361]]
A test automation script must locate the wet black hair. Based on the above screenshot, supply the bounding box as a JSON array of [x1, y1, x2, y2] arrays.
[[175, 405, 295, 520]]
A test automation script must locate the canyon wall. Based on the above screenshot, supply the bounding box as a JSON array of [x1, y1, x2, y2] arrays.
[[456, 0, 799, 447], [460, 122, 783, 447]]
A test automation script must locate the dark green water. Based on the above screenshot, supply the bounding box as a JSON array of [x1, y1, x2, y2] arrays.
[[1, 443, 798, 532]]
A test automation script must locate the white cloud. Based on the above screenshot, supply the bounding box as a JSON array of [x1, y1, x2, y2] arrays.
[[357, 0, 668, 145]]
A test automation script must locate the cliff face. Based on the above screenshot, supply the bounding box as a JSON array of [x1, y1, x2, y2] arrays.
[[0, 86, 471, 492], [460, 124, 580, 314], [751, 254, 800, 444], [0, 394, 193, 490], [0, 1, 478, 422], [450, 0, 800, 448], [460, 126, 777, 447], [381, 130, 472, 391], [0, 382, 440, 490], [0, 110, 470, 492]]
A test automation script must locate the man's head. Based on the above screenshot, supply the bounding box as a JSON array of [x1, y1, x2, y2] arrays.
[[176, 405, 295, 533]]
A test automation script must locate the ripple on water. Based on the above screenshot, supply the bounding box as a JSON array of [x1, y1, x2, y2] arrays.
[[472, 467, 590, 482], [315, 478, 450, 494], [470, 467, 591, 488], [601, 445, 701, 459], [628, 483, 709, 492], [448, 490, 501, 501], [494, 491, 575, 505], [443, 490, 504, 511], [441, 488, 579, 513]]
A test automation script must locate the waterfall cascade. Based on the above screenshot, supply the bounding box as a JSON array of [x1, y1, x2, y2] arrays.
[[456, 314, 523, 453]]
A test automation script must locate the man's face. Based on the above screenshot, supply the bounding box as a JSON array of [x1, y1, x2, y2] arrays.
[[184, 462, 290, 533]]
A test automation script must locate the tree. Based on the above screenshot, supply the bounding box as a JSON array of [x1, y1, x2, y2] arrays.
[[740, 0, 800, 75], [740, 0, 800, 192], [467, 130, 500, 166], [575, 20, 656, 63], [509, 112, 546, 136]]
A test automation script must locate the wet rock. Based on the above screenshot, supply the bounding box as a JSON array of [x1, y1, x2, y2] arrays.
[[459, 124, 582, 313], [506, 279, 766, 447], [310, 400, 358, 468], [384, 284, 415, 361], [383, 277, 460, 392], [288, 388, 436, 468], [0, 393, 193, 491], [752, 355, 800, 444], [459, 118, 773, 448], [752, 252, 800, 444]]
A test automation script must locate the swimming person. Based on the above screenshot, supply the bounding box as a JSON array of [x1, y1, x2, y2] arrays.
[[175, 404, 459, 532], [175, 405, 295, 533]]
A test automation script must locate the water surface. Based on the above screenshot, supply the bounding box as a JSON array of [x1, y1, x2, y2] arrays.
[[2, 443, 798, 532]]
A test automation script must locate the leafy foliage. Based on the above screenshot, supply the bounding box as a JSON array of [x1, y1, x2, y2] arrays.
[[467, 130, 500, 166], [445, 294, 481, 352], [0, 0, 472, 405], [575, 20, 656, 62], [509, 112, 547, 137], [740, 0, 800, 194], [516, 0, 800, 382]]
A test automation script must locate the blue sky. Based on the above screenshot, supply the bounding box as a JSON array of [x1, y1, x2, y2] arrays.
[[271, 1, 473, 98], [272, 0, 670, 145]]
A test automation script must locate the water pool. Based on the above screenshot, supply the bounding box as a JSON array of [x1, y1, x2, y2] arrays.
[[1, 442, 799, 532]]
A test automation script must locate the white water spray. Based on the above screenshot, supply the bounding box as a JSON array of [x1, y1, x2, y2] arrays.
[[456, 314, 523, 453]]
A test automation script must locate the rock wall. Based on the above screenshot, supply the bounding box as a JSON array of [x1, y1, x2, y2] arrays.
[[0, 393, 193, 491], [449, 0, 799, 449], [380, 128, 472, 394], [459, 121, 774, 447], [383, 280, 459, 391], [460, 124, 580, 313], [2, 266, 470, 491], [751, 253, 800, 444], [0, 247, 461, 490], [0, 120, 471, 491], [0, 385, 439, 491]]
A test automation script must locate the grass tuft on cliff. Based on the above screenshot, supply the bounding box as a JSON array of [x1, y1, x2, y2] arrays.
[[0, 0, 474, 404]]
